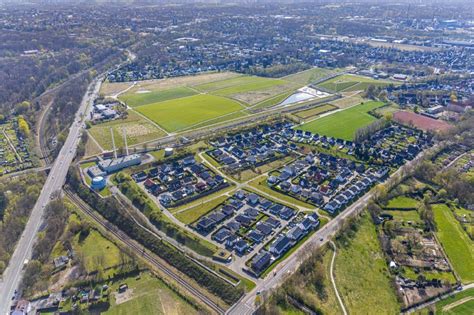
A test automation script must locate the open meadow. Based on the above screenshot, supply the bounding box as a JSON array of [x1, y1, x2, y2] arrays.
[[432, 204, 474, 284], [135, 94, 245, 133], [119, 87, 197, 108], [334, 212, 400, 314], [317, 74, 394, 92], [296, 101, 384, 140]]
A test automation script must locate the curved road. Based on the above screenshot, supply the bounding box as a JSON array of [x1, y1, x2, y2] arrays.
[[226, 146, 436, 315]]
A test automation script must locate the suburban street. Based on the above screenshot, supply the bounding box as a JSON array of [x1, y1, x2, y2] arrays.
[[226, 148, 433, 315], [0, 77, 102, 315]]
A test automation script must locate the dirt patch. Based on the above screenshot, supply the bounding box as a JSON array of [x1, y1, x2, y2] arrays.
[[136, 90, 151, 94], [442, 296, 474, 312], [101, 82, 135, 96], [114, 288, 135, 305], [123, 123, 155, 137], [131, 72, 241, 93], [393, 111, 452, 132], [233, 82, 298, 105], [50, 266, 82, 292]]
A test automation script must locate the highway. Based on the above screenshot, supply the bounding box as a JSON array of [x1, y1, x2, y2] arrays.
[[0, 77, 101, 315], [226, 148, 434, 315]]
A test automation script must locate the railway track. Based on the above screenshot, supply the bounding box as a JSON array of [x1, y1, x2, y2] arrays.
[[64, 189, 226, 315]]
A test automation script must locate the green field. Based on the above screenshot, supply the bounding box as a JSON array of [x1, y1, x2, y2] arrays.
[[318, 74, 393, 93], [135, 94, 244, 132], [194, 75, 286, 96], [104, 272, 198, 315], [433, 204, 474, 283], [434, 288, 474, 315], [383, 210, 422, 224], [334, 212, 400, 314], [296, 101, 384, 140], [73, 229, 122, 274], [283, 67, 340, 85], [88, 111, 167, 150], [386, 196, 419, 209], [119, 87, 197, 107]]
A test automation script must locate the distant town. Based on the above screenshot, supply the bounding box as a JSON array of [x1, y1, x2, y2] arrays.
[[0, 1, 472, 315]]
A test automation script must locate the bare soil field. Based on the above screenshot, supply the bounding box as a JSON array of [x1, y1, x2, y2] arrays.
[[328, 95, 365, 109], [393, 111, 452, 132]]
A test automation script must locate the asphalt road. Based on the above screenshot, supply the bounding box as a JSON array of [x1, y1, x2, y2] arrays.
[[0, 77, 101, 315], [226, 148, 432, 315]]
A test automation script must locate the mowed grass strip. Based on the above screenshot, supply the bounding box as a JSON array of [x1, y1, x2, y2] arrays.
[[296, 101, 384, 140], [135, 94, 244, 132], [294, 104, 337, 120], [195, 75, 287, 96], [119, 87, 197, 107], [433, 204, 474, 283], [335, 212, 400, 314]]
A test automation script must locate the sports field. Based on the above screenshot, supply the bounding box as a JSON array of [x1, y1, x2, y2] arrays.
[[318, 74, 393, 92], [432, 204, 474, 283], [296, 101, 384, 140], [135, 94, 244, 132], [119, 87, 197, 107]]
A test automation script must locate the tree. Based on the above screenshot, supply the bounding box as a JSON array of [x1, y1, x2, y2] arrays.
[[17, 116, 30, 137], [15, 101, 30, 114]]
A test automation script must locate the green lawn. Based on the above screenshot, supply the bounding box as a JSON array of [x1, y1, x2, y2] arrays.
[[432, 204, 474, 283], [104, 272, 199, 315], [334, 212, 400, 314], [195, 75, 287, 96], [383, 210, 422, 224], [119, 87, 197, 107], [73, 229, 122, 274], [386, 196, 419, 209], [283, 67, 340, 85], [435, 288, 474, 315], [296, 101, 384, 140], [318, 74, 393, 93], [135, 94, 244, 132]]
